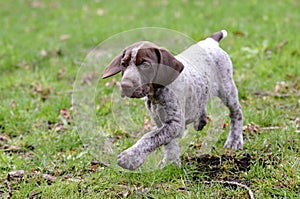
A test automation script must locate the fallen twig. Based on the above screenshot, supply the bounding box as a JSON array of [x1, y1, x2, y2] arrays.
[[260, 126, 280, 131], [253, 91, 299, 97], [91, 160, 110, 167], [204, 180, 254, 199]]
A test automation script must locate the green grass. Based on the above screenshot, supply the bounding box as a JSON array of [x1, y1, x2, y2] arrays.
[[0, 0, 299, 198]]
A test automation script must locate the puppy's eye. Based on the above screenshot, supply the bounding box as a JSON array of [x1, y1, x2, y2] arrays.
[[139, 62, 151, 69], [121, 61, 127, 69]]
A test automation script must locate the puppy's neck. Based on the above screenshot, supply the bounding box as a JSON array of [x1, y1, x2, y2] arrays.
[[147, 85, 161, 101]]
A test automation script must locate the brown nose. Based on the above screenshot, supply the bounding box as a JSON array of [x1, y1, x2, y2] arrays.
[[120, 80, 134, 89], [120, 80, 135, 97]]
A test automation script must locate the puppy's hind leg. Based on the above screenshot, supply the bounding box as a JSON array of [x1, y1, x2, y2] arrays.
[[194, 107, 207, 131], [218, 80, 244, 150], [159, 139, 181, 168]]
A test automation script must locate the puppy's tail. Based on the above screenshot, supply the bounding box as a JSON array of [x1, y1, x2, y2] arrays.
[[209, 30, 227, 42]]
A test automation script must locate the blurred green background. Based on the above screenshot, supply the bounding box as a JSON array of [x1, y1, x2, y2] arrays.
[[0, 1, 299, 198]]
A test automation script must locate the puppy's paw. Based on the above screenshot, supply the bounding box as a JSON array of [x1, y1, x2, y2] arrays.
[[158, 157, 181, 169], [117, 148, 148, 170], [224, 134, 244, 150], [194, 119, 207, 131]]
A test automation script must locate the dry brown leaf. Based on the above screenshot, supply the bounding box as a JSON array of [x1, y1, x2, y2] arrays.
[[8, 170, 24, 180], [16, 61, 30, 69], [57, 68, 65, 80], [143, 118, 153, 130], [174, 11, 181, 18], [40, 49, 48, 57], [206, 116, 211, 123], [277, 40, 288, 49], [104, 82, 110, 87], [274, 81, 289, 93], [82, 72, 99, 85], [233, 31, 246, 37], [82, 5, 89, 11], [96, 9, 106, 16], [60, 108, 72, 121], [91, 160, 110, 167], [31, 0, 44, 8], [243, 122, 260, 133], [104, 78, 117, 87], [29, 190, 40, 199], [32, 82, 53, 100], [10, 100, 17, 108], [222, 123, 228, 129], [0, 145, 23, 152], [42, 174, 56, 182], [54, 122, 65, 132], [240, 99, 248, 105], [40, 49, 63, 58], [60, 34, 70, 41], [91, 165, 97, 172], [0, 134, 9, 141]]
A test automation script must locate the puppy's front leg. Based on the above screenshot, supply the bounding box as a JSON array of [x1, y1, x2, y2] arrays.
[[117, 89, 184, 170], [117, 120, 183, 170]]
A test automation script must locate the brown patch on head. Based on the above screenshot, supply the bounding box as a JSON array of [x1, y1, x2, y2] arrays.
[[135, 48, 160, 66], [102, 41, 159, 79], [120, 51, 131, 68], [102, 41, 184, 88], [135, 49, 144, 66]]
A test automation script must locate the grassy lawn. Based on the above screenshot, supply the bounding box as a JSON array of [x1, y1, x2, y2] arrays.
[[0, 0, 299, 198]]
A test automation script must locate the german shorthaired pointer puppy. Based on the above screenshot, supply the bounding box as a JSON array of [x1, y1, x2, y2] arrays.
[[102, 30, 243, 170]]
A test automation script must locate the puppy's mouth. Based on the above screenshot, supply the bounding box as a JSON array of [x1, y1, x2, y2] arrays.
[[120, 84, 150, 98]]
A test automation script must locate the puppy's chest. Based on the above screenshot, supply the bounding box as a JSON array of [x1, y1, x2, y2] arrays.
[[145, 98, 167, 122]]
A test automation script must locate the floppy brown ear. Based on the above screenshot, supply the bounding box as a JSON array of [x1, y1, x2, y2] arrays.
[[153, 48, 184, 86], [102, 53, 122, 79]]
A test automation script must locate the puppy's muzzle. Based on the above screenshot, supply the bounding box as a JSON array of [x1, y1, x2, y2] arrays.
[[120, 81, 150, 98], [120, 81, 135, 97]]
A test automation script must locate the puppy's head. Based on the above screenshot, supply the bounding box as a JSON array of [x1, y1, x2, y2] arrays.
[[102, 41, 184, 98]]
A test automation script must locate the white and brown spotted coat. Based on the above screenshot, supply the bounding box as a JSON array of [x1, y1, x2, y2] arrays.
[[102, 30, 243, 170]]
